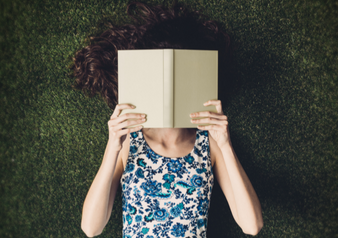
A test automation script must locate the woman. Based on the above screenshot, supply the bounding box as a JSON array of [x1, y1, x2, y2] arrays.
[[71, 2, 263, 237]]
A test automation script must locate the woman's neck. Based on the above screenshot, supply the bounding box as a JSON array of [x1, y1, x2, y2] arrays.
[[142, 128, 196, 146]]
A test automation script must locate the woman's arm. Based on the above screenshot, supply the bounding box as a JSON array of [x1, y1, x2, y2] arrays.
[[210, 135, 263, 235], [81, 104, 145, 237], [81, 141, 122, 237], [191, 100, 263, 235]]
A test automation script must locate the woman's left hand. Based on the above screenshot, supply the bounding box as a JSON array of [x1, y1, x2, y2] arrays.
[[190, 100, 230, 148]]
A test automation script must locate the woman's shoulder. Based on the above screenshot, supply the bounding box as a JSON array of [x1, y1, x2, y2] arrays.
[[120, 132, 132, 172], [207, 132, 218, 168]]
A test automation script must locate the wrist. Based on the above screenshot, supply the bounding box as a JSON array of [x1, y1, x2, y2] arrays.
[[217, 140, 232, 151], [107, 139, 122, 152], [219, 142, 237, 162]]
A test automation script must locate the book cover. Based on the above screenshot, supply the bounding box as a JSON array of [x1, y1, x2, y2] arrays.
[[118, 49, 218, 128]]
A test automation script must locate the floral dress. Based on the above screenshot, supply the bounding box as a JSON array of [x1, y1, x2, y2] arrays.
[[120, 129, 214, 238]]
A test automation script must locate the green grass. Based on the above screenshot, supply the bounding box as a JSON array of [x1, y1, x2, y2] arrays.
[[1, 0, 337, 237]]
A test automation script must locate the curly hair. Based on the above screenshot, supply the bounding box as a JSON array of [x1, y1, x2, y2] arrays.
[[69, 1, 233, 110]]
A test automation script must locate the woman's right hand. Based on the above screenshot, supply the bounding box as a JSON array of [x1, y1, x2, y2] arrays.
[[107, 104, 146, 151]]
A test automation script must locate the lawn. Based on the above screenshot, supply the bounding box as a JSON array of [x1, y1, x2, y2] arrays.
[[0, 0, 337, 237]]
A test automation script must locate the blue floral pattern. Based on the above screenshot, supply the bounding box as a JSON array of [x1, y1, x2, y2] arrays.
[[120, 129, 214, 238]]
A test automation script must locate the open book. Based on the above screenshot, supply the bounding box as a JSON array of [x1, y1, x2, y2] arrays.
[[118, 49, 218, 128]]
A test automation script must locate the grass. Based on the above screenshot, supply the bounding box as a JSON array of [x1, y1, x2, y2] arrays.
[[0, 0, 337, 237]]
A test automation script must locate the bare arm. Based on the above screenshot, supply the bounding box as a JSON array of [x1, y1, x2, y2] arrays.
[[191, 100, 263, 235], [81, 141, 121, 237], [104, 135, 130, 226], [211, 137, 263, 235], [81, 104, 145, 237]]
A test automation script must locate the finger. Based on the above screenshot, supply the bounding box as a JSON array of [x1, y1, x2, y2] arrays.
[[113, 113, 146, 124], [111, 104, 135, 119], [118, 125, 143, 136], [203, 100, 222, 114], [115, 118, 146, 131], [191, 117, 228, 125], [190, 111, 226, 119]]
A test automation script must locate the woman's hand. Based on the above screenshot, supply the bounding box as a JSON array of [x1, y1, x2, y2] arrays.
[[108, 104, 146, 151], [190, 100, 230, 148]]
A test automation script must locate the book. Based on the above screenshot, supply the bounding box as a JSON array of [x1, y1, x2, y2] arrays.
[[118, 49, 218, 128]]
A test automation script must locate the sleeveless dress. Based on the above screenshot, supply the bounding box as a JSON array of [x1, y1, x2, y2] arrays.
[[120, 129, 214, 238]]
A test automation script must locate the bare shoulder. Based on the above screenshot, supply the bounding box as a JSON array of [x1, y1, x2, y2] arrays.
[[208, 132, 222, 168], [120, 133, 131, 171]]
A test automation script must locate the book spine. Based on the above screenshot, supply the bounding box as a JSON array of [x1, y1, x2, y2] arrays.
[[163, 49, 174, 128]]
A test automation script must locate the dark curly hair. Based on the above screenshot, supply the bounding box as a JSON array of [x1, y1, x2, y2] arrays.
[[69, 1, 233, 110]]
